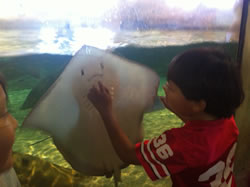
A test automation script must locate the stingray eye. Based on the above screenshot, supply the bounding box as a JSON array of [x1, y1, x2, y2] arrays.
[[100, 62, 104, 70], [81, 69, 84, 76]]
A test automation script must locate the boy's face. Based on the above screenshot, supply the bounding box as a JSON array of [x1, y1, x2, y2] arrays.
[[162, 80, 205, 121]]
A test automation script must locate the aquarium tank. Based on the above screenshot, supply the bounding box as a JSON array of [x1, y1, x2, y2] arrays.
[[0, 0, 246, 186]]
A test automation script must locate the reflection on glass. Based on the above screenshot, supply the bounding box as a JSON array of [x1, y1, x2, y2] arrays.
[[36, 27, 116, 54], [0, 0, 243, 55]]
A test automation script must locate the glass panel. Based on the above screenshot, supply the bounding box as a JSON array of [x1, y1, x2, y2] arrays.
[[0, 0, 244, 186], [0, 0, 243, 55]]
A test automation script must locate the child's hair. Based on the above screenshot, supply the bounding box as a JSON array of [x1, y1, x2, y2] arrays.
[[167, 48, 244, 118]]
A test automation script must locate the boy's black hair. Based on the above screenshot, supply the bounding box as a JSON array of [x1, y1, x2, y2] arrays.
[[167, 48, 244, 118]]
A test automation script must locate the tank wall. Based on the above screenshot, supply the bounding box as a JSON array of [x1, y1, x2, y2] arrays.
[[235, 2, 250, 186]]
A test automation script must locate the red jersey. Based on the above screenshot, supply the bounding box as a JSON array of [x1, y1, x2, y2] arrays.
[[135, 116, 239, 187]]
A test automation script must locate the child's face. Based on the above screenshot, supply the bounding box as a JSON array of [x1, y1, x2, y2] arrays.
[[163, 80, 205, 120], [0, 86, 18, 129]]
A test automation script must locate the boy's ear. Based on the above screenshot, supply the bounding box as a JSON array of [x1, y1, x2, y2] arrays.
[[192, 100, 206, 113]]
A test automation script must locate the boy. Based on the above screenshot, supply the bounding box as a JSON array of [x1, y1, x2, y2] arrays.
[[87, 48, 244, 186]]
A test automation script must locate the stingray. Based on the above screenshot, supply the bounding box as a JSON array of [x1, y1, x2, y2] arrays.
[[22, 45, 159, 184]]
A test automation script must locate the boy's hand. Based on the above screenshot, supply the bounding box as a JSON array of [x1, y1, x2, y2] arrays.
[[88, 82, 139, 165], [88, 81, 112, 115]]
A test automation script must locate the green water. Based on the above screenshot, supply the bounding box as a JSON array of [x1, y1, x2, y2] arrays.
[[0, 42, 238, 186]]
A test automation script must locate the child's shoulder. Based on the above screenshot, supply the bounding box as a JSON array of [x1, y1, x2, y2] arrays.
[[162, 116, 238, 149]]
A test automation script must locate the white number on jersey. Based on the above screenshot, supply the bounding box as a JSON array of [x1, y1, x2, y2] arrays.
[[198, 143, 237, 187], [153, 134, 173, 160]]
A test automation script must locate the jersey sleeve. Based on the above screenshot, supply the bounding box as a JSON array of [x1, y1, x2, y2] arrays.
[[135, 129, 187, 181]]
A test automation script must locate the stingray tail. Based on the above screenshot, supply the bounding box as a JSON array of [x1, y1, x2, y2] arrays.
[[113, 166, 121, 187]]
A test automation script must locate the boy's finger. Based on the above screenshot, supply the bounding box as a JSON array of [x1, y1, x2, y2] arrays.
[[104, 87, 110, 94], [162, 85, 167, 93], [87, 90, 94, 100], [91, 85, 98, 92], [88, 85, 100, 98], [98, 81, 104, 92]]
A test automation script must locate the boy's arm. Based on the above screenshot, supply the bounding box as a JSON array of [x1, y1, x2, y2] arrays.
[[88, 82, 140, 165], [100, 110, 140, 165]]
